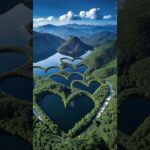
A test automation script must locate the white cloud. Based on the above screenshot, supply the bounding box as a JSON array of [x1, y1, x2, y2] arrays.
[[33, 8, 113, 26], [33, 16, 54, 27], [59, 11, 80, 21], [86, 8, 101, 19], [47, 16, 54, 21], [59, 8, 101, 22], [103, 15, 113, 19], [33, 18, 45, 22], [79, 11, 86, 18], [59, 15, 67, 21], [79, 8, 101, 19]]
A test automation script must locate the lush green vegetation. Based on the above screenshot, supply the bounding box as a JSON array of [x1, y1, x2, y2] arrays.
[[33, 40, 117, 149], [0, 48, 32, 144], [33, 116, 109, 150], [83, 42, 116, 71], [0, 95, 32, 143], [33, 67, 115, 149], [34, 76, 109, 135], [80, 31, 116, 48], [0, 23, 32, 144], [118, 0, 150, 149]]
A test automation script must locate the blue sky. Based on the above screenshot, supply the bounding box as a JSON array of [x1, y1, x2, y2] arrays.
[[33, 0, 117, 26]]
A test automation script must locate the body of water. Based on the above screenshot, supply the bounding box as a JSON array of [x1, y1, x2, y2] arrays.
[[118, 96, 150, 135], [33, 51, 91, 68], [38, 94, 94, 132], [64, 65, 88, 74], [51, 74, 83, 87], [73, 81, 100, 94], [0, 77, 32, 101], [0, 52, 27, 73], [33, 67, 59, 77]]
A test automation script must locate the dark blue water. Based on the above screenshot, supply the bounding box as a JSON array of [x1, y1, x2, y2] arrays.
[[73, 81, 100, 94], [46, 68, 59, 77], [33, 68, 59, 77], [64, 65, 88, 74], [51, 74, 83, 87], [0, 133, 32, 150], [0, 52, 27, 73], [0, 77, 32, 101], [118, 96, 150, 135], [33, 68, 45, 77], [38, 94, 94, 132]]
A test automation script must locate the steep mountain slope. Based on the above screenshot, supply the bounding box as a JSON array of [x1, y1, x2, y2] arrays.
[[80, 31, 116, 48], [0, 0, 32, 14], [33, 31, 65, 62], [57, 36, 93, 57], [84, 41, 116, 70], [0, 4, 32, 47]]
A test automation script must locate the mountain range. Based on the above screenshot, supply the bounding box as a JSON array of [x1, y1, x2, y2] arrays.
[[34, 24, 116, 39], [34, 30, 117, 62]]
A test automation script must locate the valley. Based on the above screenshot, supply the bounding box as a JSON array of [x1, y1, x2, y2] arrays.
[[33, 22, 117, 149], [0, 4, 33, 148], [0, 2, 118, 150]]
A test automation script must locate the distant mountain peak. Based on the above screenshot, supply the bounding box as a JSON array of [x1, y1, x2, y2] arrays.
[[69, 36, 81, 42], [57, 36, 93, 57]]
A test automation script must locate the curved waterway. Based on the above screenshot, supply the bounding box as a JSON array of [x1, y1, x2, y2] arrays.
[[0, 77, 32, 101], [0, 133, 32, 150], [96, 82, 113, 118], [38, 94, 94, 132], [0, 52, 27, 73], [118, 96, 150, 135]]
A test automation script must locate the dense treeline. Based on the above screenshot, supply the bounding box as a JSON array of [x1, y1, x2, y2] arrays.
[[118, 0, 150, 149], [34, 76, 109, 136], [33, 38, 117, 149], [0, 96, 32, 143]]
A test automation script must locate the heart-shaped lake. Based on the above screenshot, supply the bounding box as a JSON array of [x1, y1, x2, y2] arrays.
[[51, 74, 83, 87], [0, 77, 33, 101], [118, 96, 150, 135], [73, 81, 100, 94], [64, 65, 88, 74], [0, 52, 27, 73], [38, 94, 94, 132], [33, 67, 59, 77]]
